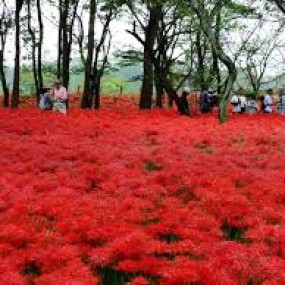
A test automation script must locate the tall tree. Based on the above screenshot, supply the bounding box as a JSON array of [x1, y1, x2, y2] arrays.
[[127, 3, 189, 114], [80, 0, 96, 108], [25, 0, 44, 100], [79, 0, 118, 109], [195, 27, 209, 91], [154, 4, 189, 107], [36, 0, 44, 95], [12, 0, 24, 108], [126, 0, 191, 113], [140, 3, 160, 109], [240, 30, 282, 93], [187, 0, 256, 122], [0, 0, 12, 107], [212, 7, 222, 94], [126, 1, 161, 109], [57, 0, 80, 89]]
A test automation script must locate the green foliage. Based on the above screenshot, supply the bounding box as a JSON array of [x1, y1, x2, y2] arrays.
[[226, 0, 257, 17], [98, 267, 134, 285], [102, 76, 126, 93], [144, 161, 163, 171], [221, 223, 245, 242], [22, 261, 41, 277], [158, 232, 181, 243], [114, 49, 143, 67]]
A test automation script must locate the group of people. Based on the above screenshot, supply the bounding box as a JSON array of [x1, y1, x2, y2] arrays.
[[231, 89, 285, 115], [180, 90, 218, 114], [39, 83, 285, 116], [179, 88, 285, 115], [230, 94, 257, 114], [38, 81, 68, 114]]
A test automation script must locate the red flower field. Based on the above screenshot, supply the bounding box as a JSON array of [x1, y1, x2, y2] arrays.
[[1, 103, 285, 284]]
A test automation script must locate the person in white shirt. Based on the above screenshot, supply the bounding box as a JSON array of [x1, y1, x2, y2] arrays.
[[239, 95, 247, 113], [231, 94, 241, 113], [52, 81, 68, 114], [231, 93, 246, 114], [264, 89, 273, 113]]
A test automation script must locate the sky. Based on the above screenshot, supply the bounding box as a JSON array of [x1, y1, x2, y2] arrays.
[[3, 1, 140, 65], [2, 0, 285, 78]]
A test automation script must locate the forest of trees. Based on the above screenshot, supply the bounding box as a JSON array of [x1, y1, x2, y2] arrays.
[[0, 0, 285, 121]]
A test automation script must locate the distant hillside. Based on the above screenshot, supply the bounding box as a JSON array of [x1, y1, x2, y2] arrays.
[[1, 64, 143, 95], [3, 64, 282, 95]]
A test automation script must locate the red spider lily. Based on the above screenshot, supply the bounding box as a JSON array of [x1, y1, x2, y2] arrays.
[[1, 105, 285, 284]]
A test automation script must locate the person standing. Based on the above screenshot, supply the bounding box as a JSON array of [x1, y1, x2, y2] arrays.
[[278, 88, 285, 115], [239, 94, 247, 113], [259, 94, 265, 112], [181, 91, 189, 110], [200, 90, 211, 113], [263, 89, 273, 113], [231, 94, 241, 113], [178, 90, 190, 115]]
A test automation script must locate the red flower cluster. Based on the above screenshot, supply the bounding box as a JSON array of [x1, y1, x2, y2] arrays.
[[1, 106, 285, 284]]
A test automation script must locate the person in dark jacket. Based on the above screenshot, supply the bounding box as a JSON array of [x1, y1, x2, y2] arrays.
[[181, 91, 189, 110], [178, 90, 190, 115], [200, 90, 211, 113]]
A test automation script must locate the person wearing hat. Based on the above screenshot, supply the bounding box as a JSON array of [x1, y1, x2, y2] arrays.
[[52, 80, 68, 114]]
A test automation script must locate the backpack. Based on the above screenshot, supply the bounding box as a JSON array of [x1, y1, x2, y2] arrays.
[[39, 93, 53, 110]]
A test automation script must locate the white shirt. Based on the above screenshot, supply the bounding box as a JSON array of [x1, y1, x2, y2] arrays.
[[264, 94, 273, 113], [239, 96, 247, 108], [231, 95, 241, 113]]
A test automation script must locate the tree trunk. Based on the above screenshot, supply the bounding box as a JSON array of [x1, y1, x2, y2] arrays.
[[61, 0, 79, 89], [31, 43, 39, 98], [94, 76, 100, 110], [191, 1, 237, 122], [212, 51, 221, 93], [0, 3, 10, 107], [215, 48, 237, 123], [81, 0, 96, 109], [196, 30, 207, 91], [219, 69, 237, 123], [61, 0, 70, 89], [0, 50, 9, 107], [153, 57, 190, 115], [27, 0, 40, 99], [140, 5, 160, 109], [212, 8, 221, 94], [37, 0, 44, 93], [155, 72, 164, 108], [12, 0, 23, 108], [92, 9, 112, 110], [57, 0, 63, 80]]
